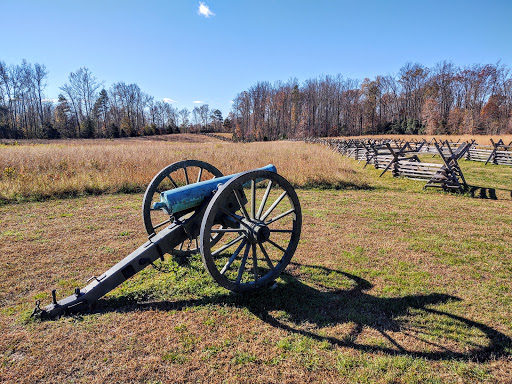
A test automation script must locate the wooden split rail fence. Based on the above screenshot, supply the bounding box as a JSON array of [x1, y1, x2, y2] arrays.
[[466, 139, 512, 166], [304, 137, 512, 166], [415, 138, 511, 166], [304, 137, 473, 192]]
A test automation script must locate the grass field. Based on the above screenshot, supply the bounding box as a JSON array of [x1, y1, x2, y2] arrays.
[[1, 135, 512, 383], [0, 135, 368, 203]]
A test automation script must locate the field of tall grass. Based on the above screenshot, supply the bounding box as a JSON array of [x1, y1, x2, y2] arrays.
[[0, 135, 369, 203]]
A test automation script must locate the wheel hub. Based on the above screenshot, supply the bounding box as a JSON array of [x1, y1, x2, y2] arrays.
[[243, 220, 270, 244]]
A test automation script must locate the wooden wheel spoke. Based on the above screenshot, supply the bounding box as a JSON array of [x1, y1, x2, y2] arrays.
[[265, 208, 295, 225], [256, 180, 273, 219], [233, 189, 250, 221], [183, 167, 190, 185], [197, 167, 203, 183], [258, 243, 274, 270], [236, 243, 250, 285], [220, 240, 246, 275], [166, 175, 178, 188], [252, 243, 258, 282], [260, 191, 287, 221], [266, 238, 287, 254], [250, 180, 256, 220], [212, 235, 245, 257]]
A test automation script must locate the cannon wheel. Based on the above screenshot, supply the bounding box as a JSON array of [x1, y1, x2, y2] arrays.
[[200, 170, 302, 292], [143, 160, 223, 257]]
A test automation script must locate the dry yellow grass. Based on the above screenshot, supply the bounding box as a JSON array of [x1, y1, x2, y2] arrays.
[[330, 134, 512, 146], [0, 135, 369, 202]]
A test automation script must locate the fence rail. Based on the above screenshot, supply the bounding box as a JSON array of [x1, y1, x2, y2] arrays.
[[299, 137, 512, 192]]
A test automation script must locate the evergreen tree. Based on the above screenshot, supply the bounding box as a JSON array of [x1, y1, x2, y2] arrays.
[[93, 89, 109, 137], [81, 117, 95, 138]]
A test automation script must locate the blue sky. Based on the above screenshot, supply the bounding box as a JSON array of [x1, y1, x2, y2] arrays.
[[2, 0, 511, 117]]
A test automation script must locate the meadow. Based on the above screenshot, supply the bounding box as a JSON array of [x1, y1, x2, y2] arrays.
[[1, 134, 511, 383], [0, 135, 368, 203]]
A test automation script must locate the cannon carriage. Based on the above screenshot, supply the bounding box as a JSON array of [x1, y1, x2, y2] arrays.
[[35, 160, 302, 318]]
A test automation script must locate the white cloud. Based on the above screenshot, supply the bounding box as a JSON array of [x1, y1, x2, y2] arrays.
[[163, 98, 177, 103], [197, 2, 215, 18], [193, 100, 204, 104]]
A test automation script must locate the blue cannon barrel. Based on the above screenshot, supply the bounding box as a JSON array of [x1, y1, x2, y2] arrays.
[[153, 164, 277, 215]]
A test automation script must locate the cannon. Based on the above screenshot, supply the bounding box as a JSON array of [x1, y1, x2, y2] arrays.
[[34, 160, 302, 318]]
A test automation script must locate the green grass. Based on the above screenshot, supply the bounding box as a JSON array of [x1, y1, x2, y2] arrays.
[[0, 142, 511, 383]]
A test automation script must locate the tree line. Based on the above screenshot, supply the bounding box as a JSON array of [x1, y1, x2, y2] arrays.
[[2, 59, 511, 140], [0, 60, 228, 139], [230, 61, 512, 140]]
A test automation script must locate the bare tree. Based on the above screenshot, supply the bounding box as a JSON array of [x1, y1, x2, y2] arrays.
[[34, 63, 48, 126], [192, 106, 201, 132], [178, 108, 190, 132], [60, 67, 101, 136], [198, 104, 210, 131]]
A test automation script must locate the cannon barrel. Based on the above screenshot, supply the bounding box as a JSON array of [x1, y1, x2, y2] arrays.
[[154, 164, 276, 215]]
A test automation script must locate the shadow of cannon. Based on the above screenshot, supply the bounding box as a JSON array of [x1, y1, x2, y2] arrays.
[[98, 263, 511, 362]]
